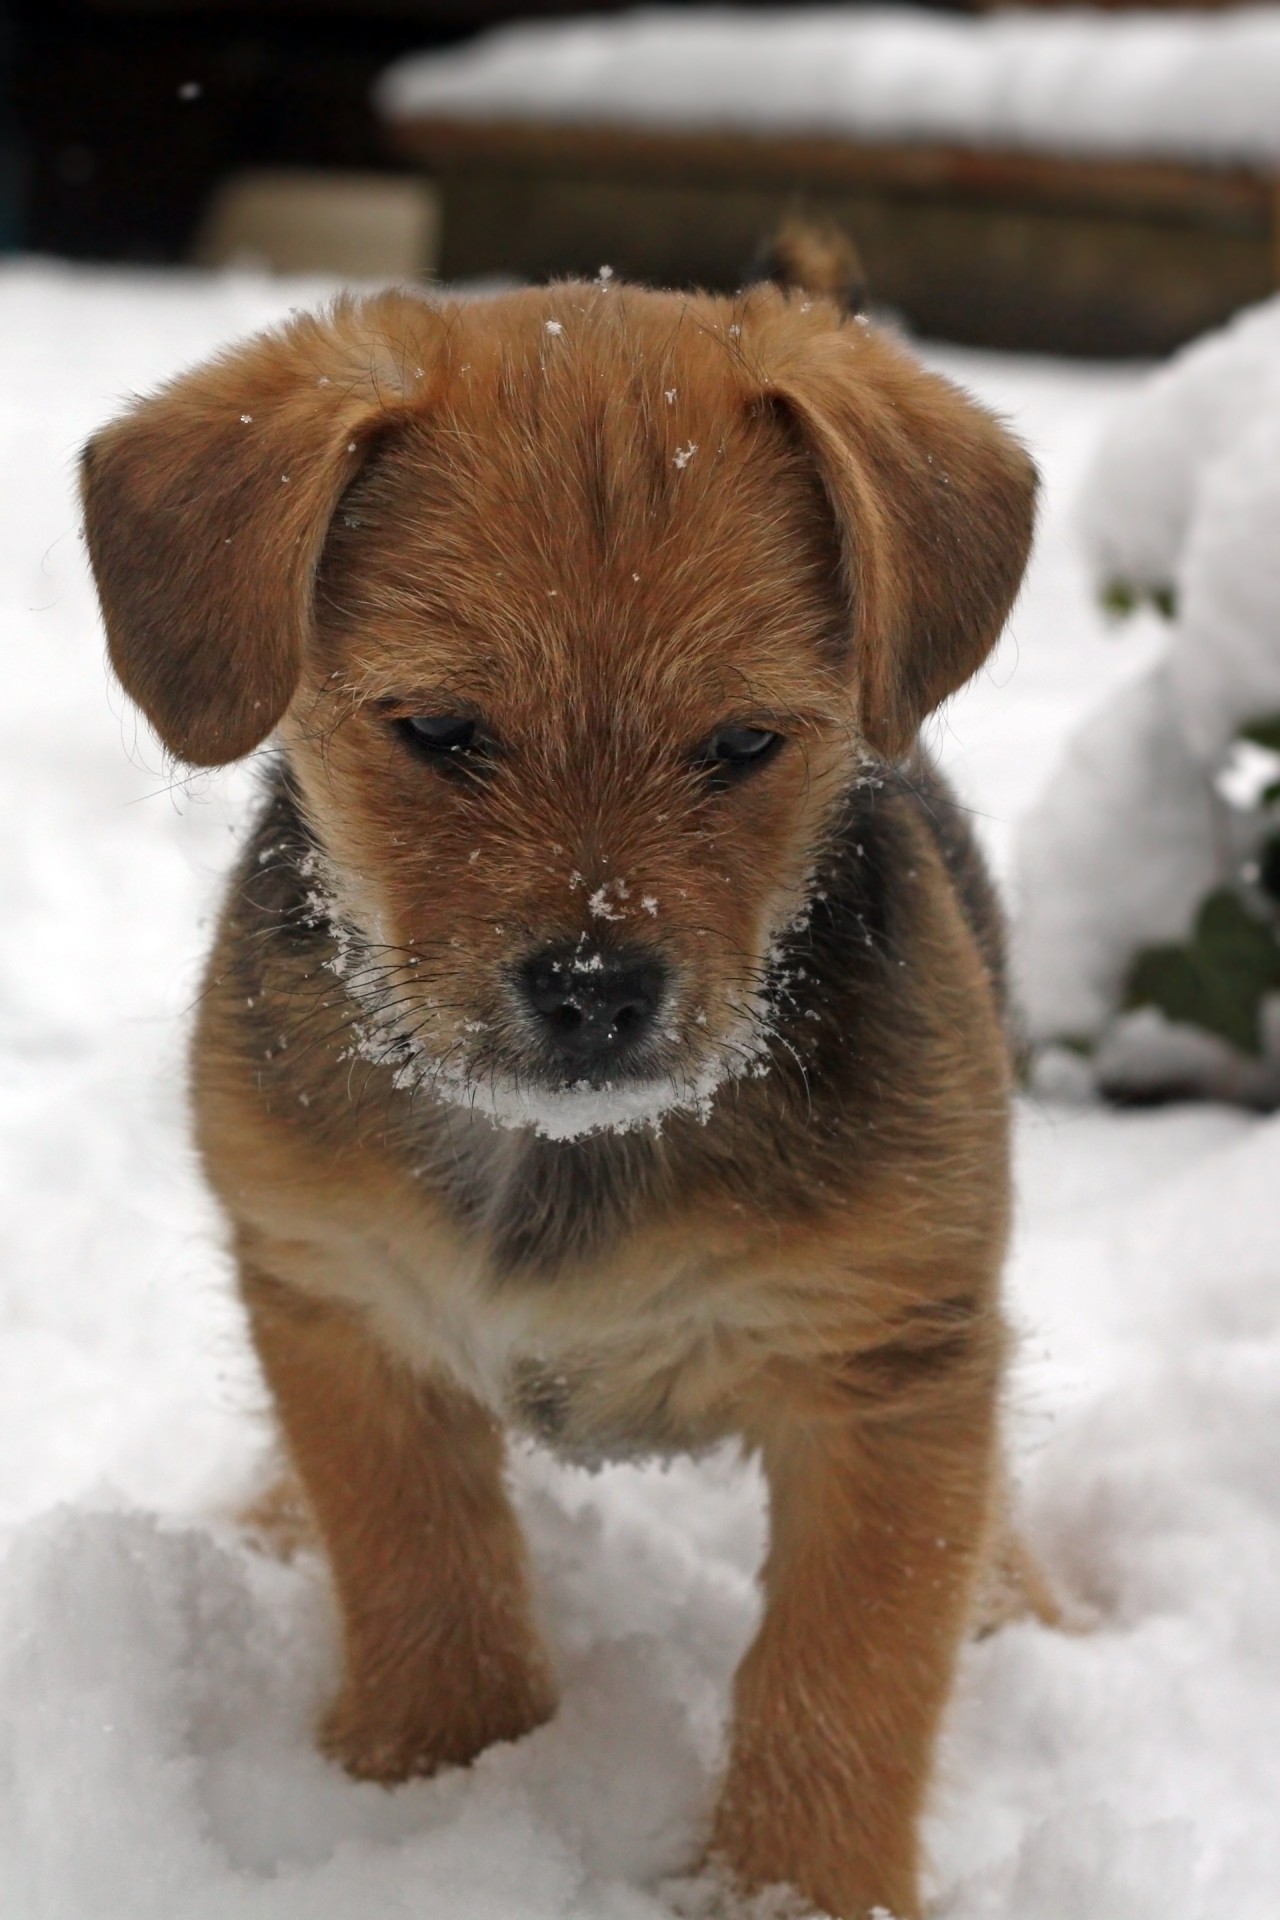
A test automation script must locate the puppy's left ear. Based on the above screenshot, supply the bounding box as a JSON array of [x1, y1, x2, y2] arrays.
[[764, 318, 1037, 760], [81, 291, 435, 767]]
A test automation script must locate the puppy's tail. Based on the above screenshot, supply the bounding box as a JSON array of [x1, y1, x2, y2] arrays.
[[750, 217, 867, 316]]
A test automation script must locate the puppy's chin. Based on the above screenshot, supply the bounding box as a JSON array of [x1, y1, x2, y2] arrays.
[[398, 1050, 755, 1142], [441, 1069, 725, 1142]]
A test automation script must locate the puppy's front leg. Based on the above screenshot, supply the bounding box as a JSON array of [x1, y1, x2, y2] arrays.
[[242, 1265, 556, 1781], [715, 1362, 999, 1920]]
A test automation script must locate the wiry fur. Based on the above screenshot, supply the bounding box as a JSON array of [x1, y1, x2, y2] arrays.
[[82, 276, 1042, 1920]]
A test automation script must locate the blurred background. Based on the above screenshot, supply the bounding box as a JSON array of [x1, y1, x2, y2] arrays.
[[4, 0, 1278, 356]]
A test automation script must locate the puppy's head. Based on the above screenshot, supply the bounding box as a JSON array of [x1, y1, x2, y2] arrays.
[[82, 283, 1035, 1138]]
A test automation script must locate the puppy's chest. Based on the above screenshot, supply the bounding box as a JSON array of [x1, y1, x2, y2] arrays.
[[351, 1205, 777, 1466]]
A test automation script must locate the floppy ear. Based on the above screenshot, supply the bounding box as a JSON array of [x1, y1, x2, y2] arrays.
[[762, 316, 1037, 760], [81, 290, 438, 766]]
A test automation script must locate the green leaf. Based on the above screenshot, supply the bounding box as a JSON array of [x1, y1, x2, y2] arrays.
[[1100, 580, 1178, 621], [1048, 1032, 1097, 1058], [1123, 887, 1280, 1057], [1256, 834, 1280, 903], [1238, 713, 1280, 754], [1102, 581, 1137, 618]]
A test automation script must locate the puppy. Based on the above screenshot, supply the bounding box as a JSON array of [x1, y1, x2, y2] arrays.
[[82, 273, 1037, 1920]]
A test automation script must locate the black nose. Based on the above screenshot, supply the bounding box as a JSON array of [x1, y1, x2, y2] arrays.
[[518, 944, 668, 1066]]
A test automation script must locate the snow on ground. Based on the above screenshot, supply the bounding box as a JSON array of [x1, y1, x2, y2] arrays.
[[377, 6, 1280, 167], [1, 262, 1278, 1917]]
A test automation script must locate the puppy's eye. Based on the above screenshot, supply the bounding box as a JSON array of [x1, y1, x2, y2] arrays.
[[700, 726, 783, 780], [388, 704, 501, 781], [402, 714, 477, 755]]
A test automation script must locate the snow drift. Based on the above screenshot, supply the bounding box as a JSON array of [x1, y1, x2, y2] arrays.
[[1016, 295, 1280, 1102]]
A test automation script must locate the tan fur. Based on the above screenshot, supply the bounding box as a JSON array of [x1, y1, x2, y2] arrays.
[[757, 218, 867, 316], [83, 276, 1041, 1920]]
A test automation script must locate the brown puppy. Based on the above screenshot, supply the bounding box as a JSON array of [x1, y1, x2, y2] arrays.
[[82, 276, 1037, 1920]]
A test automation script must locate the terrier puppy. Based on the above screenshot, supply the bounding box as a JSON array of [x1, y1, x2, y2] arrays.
[[82, 272, 1037, 1920]]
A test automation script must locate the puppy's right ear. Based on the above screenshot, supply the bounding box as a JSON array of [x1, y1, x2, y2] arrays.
[[81, 292, 438, 767]]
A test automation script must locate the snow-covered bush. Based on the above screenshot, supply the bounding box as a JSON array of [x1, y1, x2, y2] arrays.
[[1015, 297, 1280, 1105]]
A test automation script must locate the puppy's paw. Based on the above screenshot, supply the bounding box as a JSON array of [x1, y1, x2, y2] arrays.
[[319, 1696, 451, 1783], [320, 1660, 557, 1784], [708, 1774, 918, 1920]]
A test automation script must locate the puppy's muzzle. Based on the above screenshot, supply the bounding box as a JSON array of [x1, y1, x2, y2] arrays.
[[517, 943, 669, 1075]]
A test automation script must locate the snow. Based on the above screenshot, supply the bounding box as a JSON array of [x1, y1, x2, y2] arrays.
[[377, 6, 1280, 167], [1076, 299, 1280, 605], [3, 261, 1279, 1915], [1016, 294, 1280, 1092]]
